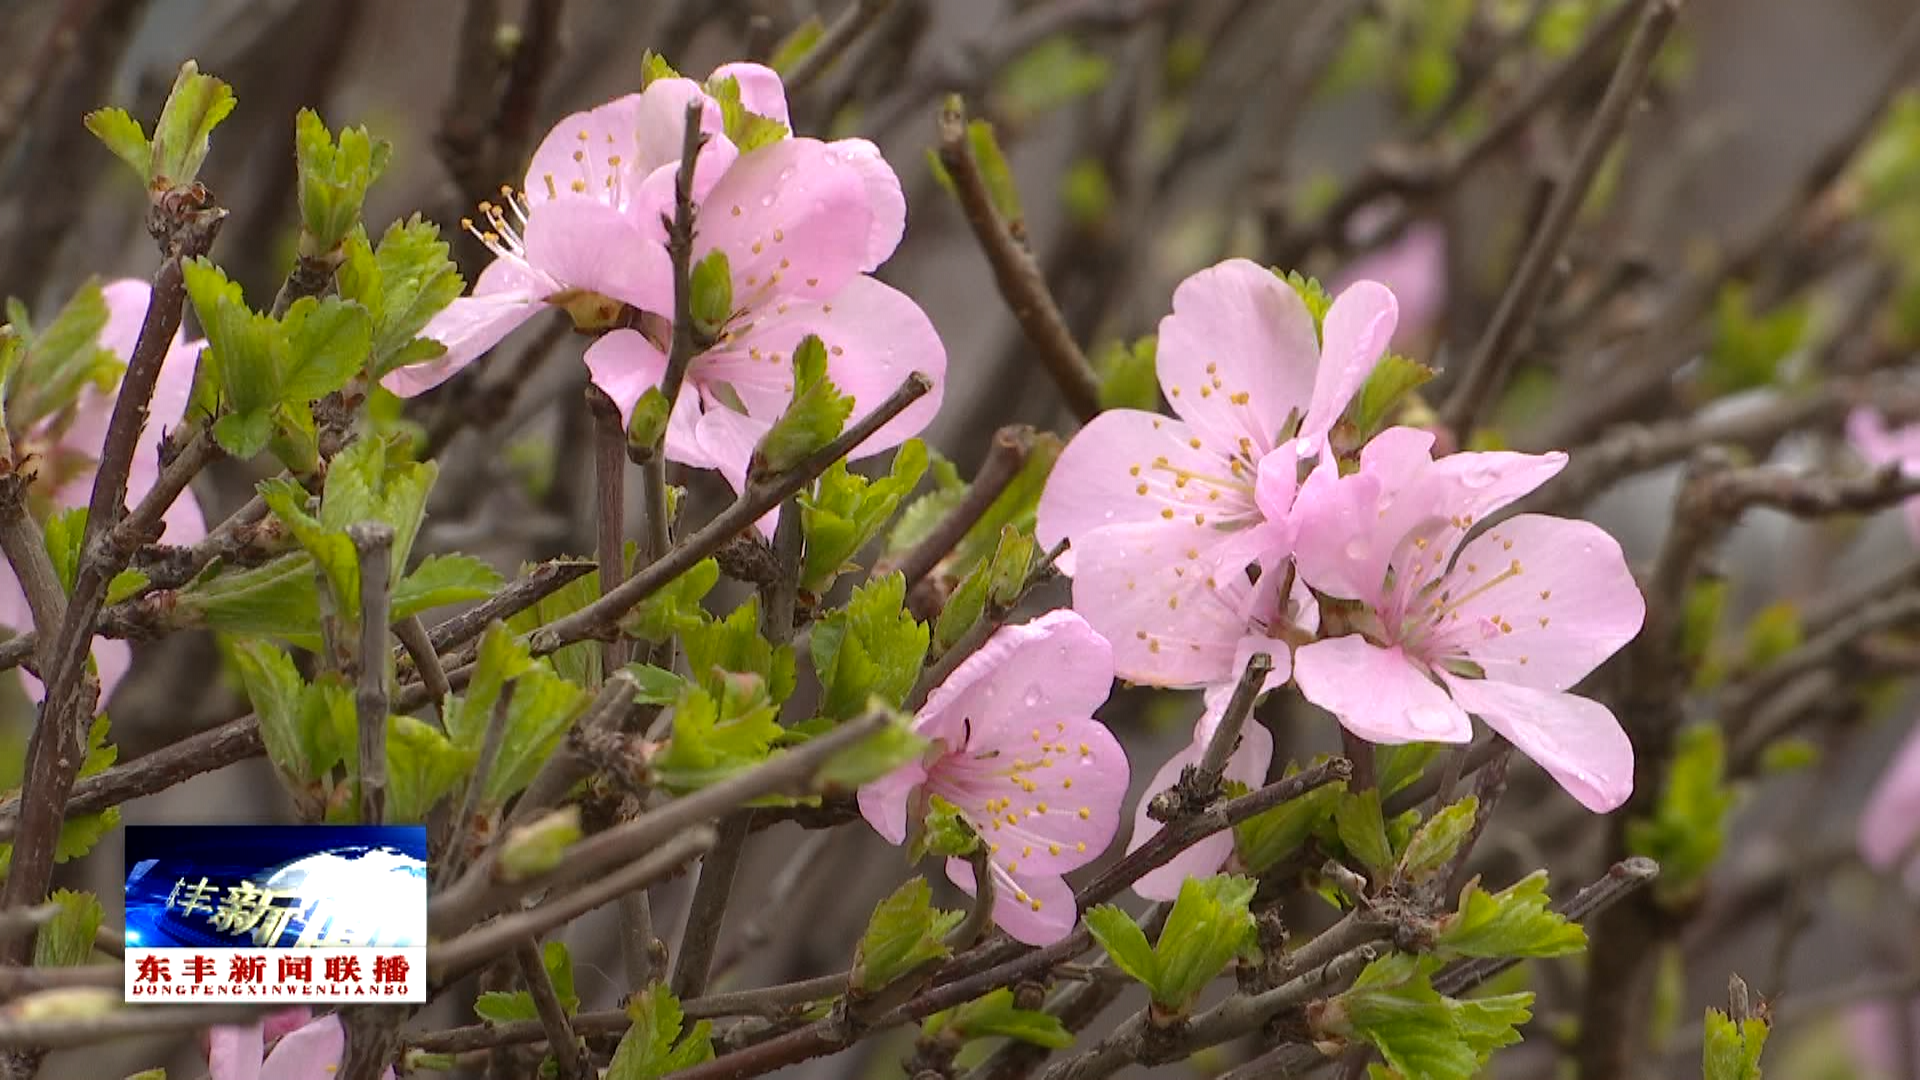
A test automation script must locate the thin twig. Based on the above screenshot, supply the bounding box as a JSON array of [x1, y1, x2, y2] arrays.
[[879, 424, 1034, 593], [671, 815, 753, 1000], [516, 938, 592, 1080], [351, 522, 395, 825], [394, 615, 451, 718], [590, 386, 632, 677], [785, 0, 894, 92]]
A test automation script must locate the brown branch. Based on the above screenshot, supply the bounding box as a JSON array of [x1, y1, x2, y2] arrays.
[[878, 424, 1034, 596], [936, 97, 1101, 421], [351, 523, 395, 825], [785, 0, 894, 92], [516, 938, 592, 1080], [1440, 0, 1683, 437]]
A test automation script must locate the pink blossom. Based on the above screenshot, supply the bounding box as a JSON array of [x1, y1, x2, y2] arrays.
[[0, 279, 207, 704], [1333, 214, 1447, 349], [1847, 406, 1920, 542], [858, 611, 1129, 946], [1035, 259, 1397, 690], [1861, 719, 1920, 890], [1287, 427, 1644, 812], [382, 71, 741, 396], [208, 1011, 395, 1080]]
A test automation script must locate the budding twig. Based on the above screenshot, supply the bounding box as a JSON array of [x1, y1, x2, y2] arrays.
[[350, 522, 395, 825]]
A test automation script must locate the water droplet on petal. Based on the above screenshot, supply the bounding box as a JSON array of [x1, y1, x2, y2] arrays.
[[1460, 465, 1498, 490], [760, 193, 776, 207], [1023, 685, 1044, 708], [1344, 538, 1369, 560]]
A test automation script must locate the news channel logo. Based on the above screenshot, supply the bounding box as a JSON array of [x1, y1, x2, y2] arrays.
[[123, 825, 427, 1002]]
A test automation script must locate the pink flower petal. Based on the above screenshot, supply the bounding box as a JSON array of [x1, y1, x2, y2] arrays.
[[209, 1021, 265, 1080], [522, 196, 672, 312], [524, 94, 650, 209], [709, 62, 791, 127], [386, 259, 552, 397], [857, 760, 930, 846], [698, 137, 873, 304], [918, 610, 1115, 748], [1862, 721, 1920, 873], [829, 138, 907, 270], [1293, 636, 1472, 745], [258, 1015, 392, 1080], [631, 78, 734, 181], [1439, 673, 1633, 812], [1422, 446, 1568, 556], [1129, 703, 1274, 901], [98, 279, 153, 361], [1068, 520, 1265, 687], [948, 857, 1078, 947], [1425, 515, 1644, 693], [1300, 280, 1397, 443], [1334, 221, 1447, 346], [937, 712, 1128, 878], [716, 275, 944, 458], [1156, 259, 1319, 460], [1287, 452, 1392, 602], [1036, 410, 1258, 577]]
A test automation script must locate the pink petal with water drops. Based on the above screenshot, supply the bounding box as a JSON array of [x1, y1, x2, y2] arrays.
[[522, 197, 671, 311], [1156, 259, 1320, 460], [1293, 635, 1472, 745], [829, 138, 907, 270], [387, 260, 553, 397], [1299, 280, 1397, 443], [1069, 520, 1266, 687], [1424, 447, 1568, 554], [947, 855, 1078, 947], [1861, 722, 1920, 874], [857, 759, 931, 847], [698, 137, 873, 305], [918, 610, 1116, 747], [721, 275, 944, 457], [1425, 515, 1645, 693], [1439, 673, 1633, 813], [1129, 705, 1274, 901], [581, 329, 705, 454], [1036, 410, 1259, 577], [710, 62, 791, 127], [628, 141, 744, 250]]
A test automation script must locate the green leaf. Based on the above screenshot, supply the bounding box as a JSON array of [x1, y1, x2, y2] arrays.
[[149, 61, 236, 188], [811, 573, 928, 720], [278, 295, 372, 402], [498, 807, 584, 882], [814, 716, 931, 794], [338, 216, 464, 375], [853, 878, 964, 993], [933, 556, 992, 654], [1703, 1008, 1769, 1080], [1349, 354, 1437, 441], [995, 36, 1112, 123], [542, 940, 580, 1013], [906, 793, 980, 863], [608, 983, 714, 1080], [1092, 335, 1158, 413], [755, 335, 851, 477], [391, 554, 503, 620], [175, 553, 323, 646], [1280, 269, 1334, 338], [1084, 905, 1159, 994], [106, 568, 149, 605], [1397, 796, 1479, 883], [5, 279, 120, 431], [504, 558, 604, 686], [648, 680, 784, 791], [230, 641, 354, 784], [441, 623, 591, 804], [640, 52, 684, 88], [680, 595, 795, 703], [33, 890, 104, 968], [1437, 870, 1587, 959], [384, 713, 468, 824], [1704, 283, 1808, 397], [967, 118, 1022, 224], [85, 107, 150, 178], [624, 663, 688, 706], [887, 451, 966, 558], [706, 75, 789, 152], [1060, 158, 1114, 228], [768, 17, 826, 75], [689, 250, 733, 338], [799, 441, 929, 594], [626, 388, 672, 451], [1334, 789, 1393, 876], [1234, 772, 1344, 873], [213, 411, 275, 458], [1376, 743, 1442, 798], [622, 558, 719, 642], [1626, 724, 1735, 905], [473, 990, 538, 1023], [43, 508, 86, 595], [293, 109, 392, 254], [1739, 602, 1802, 671], [1153, 874, 1258, 1012], [183, 258, 279, 414], [1329, 954, 1533, 1080], [925, 988, 1074, 1049]]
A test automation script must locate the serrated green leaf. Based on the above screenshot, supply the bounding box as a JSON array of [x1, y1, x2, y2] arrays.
[[1092, 335, 1157, 412], [624, 663, 688, 706], [1154, 874, 1258, 1012], [815, 717, 930, 794], [854, 878, 964, 993], [1703, 1008, 1768, 1080], [768, 17, 826, 74], [811, 574, 928, 720], [649, 679, 783, 792], [33, 890, 103, 968], [1280, 269, 1334, 338], [384, 713, 468, 824], [1084, 904, 1158, 995], [1398, 796, 1479, 883], [278, 295, 371, 402], [755, 335, 851, 477], [689, 250, 732, 337], [293, 108, 392, 254], [391, 554, 503, 620], [887, 450, 966, 558], [706, 74, 789, 151], [608, 983, 713, 1080], [149, 61, 235, 187], [5, 279, 120, 432], [1334, 789, 1393, 876], [441, 622, 590, 804], [1350, 354, 1437, 441], [473, 990, 539, 1023], [84, 108, 149, 178], [1377, 743, 1441, 798], [934, 558, 992, 654], [1437, 870, 1586, 959], [1235, 772, 1345, 874], [927, 987, 1075, 1049], [640, 52, 683, 88], [498, 807, 583, 882], [799, 441, 929, 594], [339, 217, 465, 375], [1332, 953, 1530, 1080], [175, 553, 322, 646], [43, 508, 85, 595], [622, 558, 719, 642], [906, 793, 980, 863], [680, 595, 795, 703]]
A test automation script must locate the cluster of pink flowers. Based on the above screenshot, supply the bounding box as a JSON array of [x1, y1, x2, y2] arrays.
[[385, 61, 943, 505], [0, 279, 206, 705]]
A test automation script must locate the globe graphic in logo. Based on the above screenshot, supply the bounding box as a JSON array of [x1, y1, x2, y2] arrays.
[[260, 845, 427, 948]]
